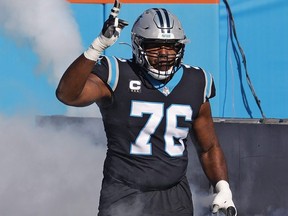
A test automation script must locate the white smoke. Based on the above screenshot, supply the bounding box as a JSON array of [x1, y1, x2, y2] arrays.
[[0, 113, 214, 216], [0, 0, 82, 85], [66, 104, 102, 118], [0, 1, 105, 214], [0, 0, 103, 117], [0, 114, 106, 216]]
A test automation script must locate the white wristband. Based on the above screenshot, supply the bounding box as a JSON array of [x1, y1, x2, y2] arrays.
[[215, 180, 231, 193], [84, 32, 120, 61], [84, 37, 105, 61]]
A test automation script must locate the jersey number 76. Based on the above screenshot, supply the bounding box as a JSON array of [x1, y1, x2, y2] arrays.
[[130, 101, 193, 157]]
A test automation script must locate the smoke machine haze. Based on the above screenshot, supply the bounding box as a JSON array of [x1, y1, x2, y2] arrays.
[[0, 0, 82, 85], [0, 115, 106, 216]]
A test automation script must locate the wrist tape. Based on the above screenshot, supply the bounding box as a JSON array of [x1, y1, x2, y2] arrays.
[[215, 180, 231, 193], [84, 36, 107, 61]]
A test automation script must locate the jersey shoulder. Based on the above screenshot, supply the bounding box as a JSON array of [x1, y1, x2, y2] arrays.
[[181, 64, 216, 100], [92, 55, 131, 90]]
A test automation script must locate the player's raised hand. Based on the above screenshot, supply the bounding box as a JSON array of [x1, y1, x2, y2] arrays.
[[212, 180, 237, 216], [101, 0, 128, 40], [84, 0, 128, 61]]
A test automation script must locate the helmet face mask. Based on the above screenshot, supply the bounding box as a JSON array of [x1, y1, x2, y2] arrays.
[[131, 8, 188, 81]]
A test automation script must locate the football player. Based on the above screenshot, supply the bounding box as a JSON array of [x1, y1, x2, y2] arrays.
[[56, 1, 237, 216]]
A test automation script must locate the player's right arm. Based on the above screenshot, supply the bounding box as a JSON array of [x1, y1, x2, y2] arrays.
[[56, 54, 110, 107], [56, 0, 128, 107]]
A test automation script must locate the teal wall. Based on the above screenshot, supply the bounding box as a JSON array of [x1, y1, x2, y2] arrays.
[[218, 0, 288, 119]]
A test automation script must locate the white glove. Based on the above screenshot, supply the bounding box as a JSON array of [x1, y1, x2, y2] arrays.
[[212, 180, 237, 216], [84, 0, 128, 61]]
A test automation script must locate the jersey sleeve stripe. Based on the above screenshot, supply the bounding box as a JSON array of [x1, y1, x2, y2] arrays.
[[106, 56, 119, 91], [203, 69, 213, 102]]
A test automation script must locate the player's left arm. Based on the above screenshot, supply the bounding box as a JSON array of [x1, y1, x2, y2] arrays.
[[192, 101, 227, 184], [192, 101, 237, 215]]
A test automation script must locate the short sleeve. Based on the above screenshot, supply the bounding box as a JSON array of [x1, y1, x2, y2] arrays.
[[202, 69, 216, 102], [92, 55, 120, 91]]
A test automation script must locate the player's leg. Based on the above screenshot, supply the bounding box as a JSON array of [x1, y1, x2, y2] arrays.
[[97, 175, 143, 216], [98, 175, 193, 216], [140, 176, 194, 216]]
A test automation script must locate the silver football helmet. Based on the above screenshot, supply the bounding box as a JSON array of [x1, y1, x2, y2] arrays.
[[131, 8, 188, 80]]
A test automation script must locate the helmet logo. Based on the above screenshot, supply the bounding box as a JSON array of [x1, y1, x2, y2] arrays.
[[158, 33, 175, 39], [153, 8, 171, 33]]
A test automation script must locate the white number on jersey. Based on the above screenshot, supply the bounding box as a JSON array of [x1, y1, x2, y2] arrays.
[[130, 101, 192, 156]]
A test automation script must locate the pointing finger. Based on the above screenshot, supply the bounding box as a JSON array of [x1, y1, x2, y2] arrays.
[[110, 0, 121, 18]]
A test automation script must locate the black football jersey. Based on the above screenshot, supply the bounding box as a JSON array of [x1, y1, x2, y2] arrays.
[[92, 56, 215, 190]]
